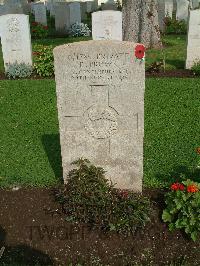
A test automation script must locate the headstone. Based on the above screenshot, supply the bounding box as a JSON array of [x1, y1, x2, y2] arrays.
[[54, 2, 70, 34], [92, 11, 122, 41], [158, 0, 173, 32], [191, 0, 200, 8], [0, 14, 32, 71], [92, 0, 98, 11], [86, 1, 93, 12], [53, 40, 145, 192], [80, 2, 87, 21], [69, 2, 81, 25], [165, 0, 173, 17], [176, 0, 189, 21], [186, 9, 200, 69], [101, 0, 117, 10], [33, 2, 47, 26]]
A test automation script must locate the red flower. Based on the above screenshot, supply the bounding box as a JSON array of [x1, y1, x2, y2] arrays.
[[32, 29, 36, 32], [187, 184, 199, 193], [118, 189, 129, 199], [32, 22, 38, 26], [32, 52, 41, 56], [43, 26, 48, 30], [171, 183, 185, 191], [196, 147, 200, 155], [135, 44, 145, 59]]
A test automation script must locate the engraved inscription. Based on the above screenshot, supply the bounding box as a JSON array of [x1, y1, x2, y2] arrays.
[[84, 105, 118, 139]]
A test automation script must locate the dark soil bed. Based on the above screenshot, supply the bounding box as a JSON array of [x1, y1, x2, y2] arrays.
[[0, 70, 199, 81], [0, 188, 199, 266]]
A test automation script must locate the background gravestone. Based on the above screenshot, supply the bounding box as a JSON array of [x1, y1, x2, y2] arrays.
[[53, 40, 145, 192], [33, 2, 47, 26], [176, 0, 189, 21], [186, 9, 200, 69], [69, 2, 81, 25], [54, 2, 70, 34], [92, 11, 122, 41], [0, 14, 32, 71]]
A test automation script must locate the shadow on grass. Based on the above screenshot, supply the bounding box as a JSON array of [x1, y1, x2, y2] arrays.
[[0, 226, 53, 265], [155, 165, 200, 185], [165, 59, 185, 69], [42, 134, 63, 182]]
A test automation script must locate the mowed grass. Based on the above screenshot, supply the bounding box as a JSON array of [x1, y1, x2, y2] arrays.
[[0, 78, 200, 187]]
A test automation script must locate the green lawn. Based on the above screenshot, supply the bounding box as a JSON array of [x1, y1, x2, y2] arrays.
[[146, 35, 187, 70], [0, 78, 199, 188]]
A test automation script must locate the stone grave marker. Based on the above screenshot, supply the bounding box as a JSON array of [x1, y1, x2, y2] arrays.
[[80, 2, 87, 21], [186, 9, 200, 69], [101, 0, 117, 10], [165, 0, 173, 17], [0, 14, 32, 71], [54, 2, 70, 34], [69, 2, 81, 25], [33, 2, 47, 26], [92, 11, 122, 41], [176, 0, 189, 21], [53, 40, 145, 192]]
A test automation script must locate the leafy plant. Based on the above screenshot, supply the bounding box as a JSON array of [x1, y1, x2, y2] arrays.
[[162, 178, 200, 241], [164, 16, 187, 35], [6, 62, 32, 79], [33, 45, 54, 77], [31, 22, 48, 39], [191, 60, 200, 76], [55, 158, 150, 235], [68, 22, 91, 37]]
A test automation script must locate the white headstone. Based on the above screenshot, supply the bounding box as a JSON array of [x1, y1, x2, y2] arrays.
[[33, 2, 47, 26], [165, 0, 173, 17], [0, 14, 32, 71], [54, 2, 70, 33], [53, 40, 145, 192], [186, 9, 200, 69], [69, 2, 81, 25], [92, 11, 122, 41], [176, 0, 189, 21]]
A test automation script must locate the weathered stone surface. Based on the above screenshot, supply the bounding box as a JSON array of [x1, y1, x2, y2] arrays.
[[92, 11, 122, 41], [186, 9, 200, 69], [101, 0, 117, 10], [176, 0, 189, 21], [0, 14, 32, 71], [80, 2, 87, 21], [69, 2, 81, 25], [33, 2, 47, 26], [165, 0, 173, 17], [53, 40, 145, 192], [54, 2, 70, 33]]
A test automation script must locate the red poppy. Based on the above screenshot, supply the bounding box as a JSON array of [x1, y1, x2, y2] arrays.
[[196, 147, 200, 155], [187, 184, 199, 193], [135, 44, 145, 59], [171, 182, 185, 191]]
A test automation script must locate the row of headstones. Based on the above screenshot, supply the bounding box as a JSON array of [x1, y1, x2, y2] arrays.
[[158, 0, 200, 31], [31, 0, 118, 34], [0, 0, 30, 15]]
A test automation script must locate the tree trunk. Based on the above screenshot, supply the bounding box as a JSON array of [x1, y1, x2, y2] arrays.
[[122, 0, 162, 49]]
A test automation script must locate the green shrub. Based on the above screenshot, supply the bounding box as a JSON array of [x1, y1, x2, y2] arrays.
[[162, 178, 200, 241], [191, 60, 200, 76], [55, 158, 151, 235], [31, 22, 48, 39], [6, 62, 32, 79], [33, 45, 54, 77], [164, 16, 187, 35]]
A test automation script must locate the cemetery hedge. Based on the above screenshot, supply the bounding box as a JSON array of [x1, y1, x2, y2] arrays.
[[0, 78, 199, 188]]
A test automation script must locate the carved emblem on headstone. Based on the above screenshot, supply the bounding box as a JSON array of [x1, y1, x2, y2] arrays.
[[7, 18, 20, 32], [84, 105, 118, 139]]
